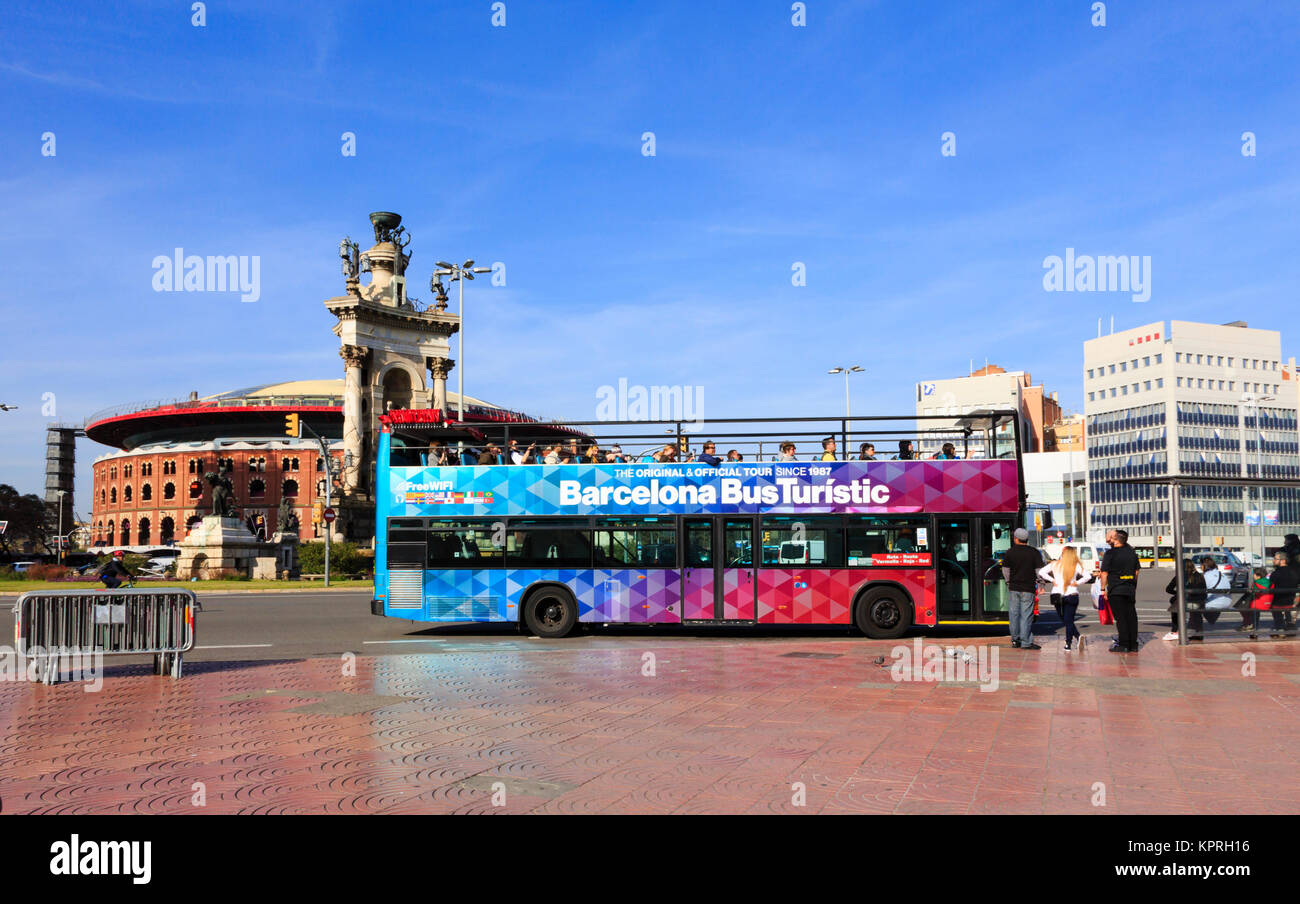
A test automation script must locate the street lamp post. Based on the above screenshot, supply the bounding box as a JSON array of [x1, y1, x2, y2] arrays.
[[434, 260, 493, 423], [828, 366, 864, 457], [828, 366, 864, 419]]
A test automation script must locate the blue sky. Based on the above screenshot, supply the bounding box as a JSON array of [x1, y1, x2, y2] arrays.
[[2, 0, 1298, 515]]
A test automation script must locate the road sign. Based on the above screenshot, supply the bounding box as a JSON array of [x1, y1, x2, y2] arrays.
[[323, 507, 336, 524], [0, 521, 7, 535]]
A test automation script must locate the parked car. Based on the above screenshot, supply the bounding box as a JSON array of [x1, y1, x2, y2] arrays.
[[1193, 550, 1250, 591], [7, 561, 38, 574]]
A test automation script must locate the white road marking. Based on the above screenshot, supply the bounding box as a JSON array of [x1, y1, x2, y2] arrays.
[[194, 643, 273, 649], [363, 639, 447, 644]]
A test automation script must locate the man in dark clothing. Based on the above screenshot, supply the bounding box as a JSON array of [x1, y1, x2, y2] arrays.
[[1282, 534, 1300, 569], [1001, 527, 1042, 650], [98, 551, 133, 589], [1100, 529, 1142, 652], [1268, 552, 1299, 634], [697, 441, 723, 467]]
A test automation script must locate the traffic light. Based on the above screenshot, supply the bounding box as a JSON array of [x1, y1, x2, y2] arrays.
[[284, 413, 300, 437], [312, 502, 324, 525], [1042, 510, 1053, 530]]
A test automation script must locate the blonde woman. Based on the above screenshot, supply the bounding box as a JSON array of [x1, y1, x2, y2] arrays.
[[1037, 545, 1094, 652]]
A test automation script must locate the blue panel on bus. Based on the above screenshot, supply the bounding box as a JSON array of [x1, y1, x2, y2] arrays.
[[385, 568, 684, 624]]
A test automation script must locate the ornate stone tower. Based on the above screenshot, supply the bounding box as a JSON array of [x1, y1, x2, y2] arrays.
[[324, 212, 459, 536]]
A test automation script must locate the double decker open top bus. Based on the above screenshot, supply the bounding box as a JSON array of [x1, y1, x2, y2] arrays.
[[372, 411, 1026, 638]]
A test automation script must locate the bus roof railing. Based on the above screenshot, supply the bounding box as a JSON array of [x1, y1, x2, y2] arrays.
[[384, 411, 1024, 462]]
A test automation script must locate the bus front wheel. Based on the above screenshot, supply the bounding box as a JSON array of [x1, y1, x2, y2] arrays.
[[523, 587, 578, 639], [855, 587, 913, 639]]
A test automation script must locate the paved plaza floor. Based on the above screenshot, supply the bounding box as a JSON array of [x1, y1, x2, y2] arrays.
[[2, 628, 1298, 815]]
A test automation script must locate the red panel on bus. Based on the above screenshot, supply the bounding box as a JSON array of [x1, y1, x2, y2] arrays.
[[756, 569, 936, 626]]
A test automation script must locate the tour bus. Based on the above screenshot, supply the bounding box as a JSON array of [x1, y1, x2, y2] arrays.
[[371, 411, 1026, 638]]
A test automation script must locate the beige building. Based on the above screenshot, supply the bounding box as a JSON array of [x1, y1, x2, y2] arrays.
[[915, 365, 1064, 456]]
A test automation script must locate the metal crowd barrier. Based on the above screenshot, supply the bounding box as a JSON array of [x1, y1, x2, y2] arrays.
[[12, 588, 198, 684]]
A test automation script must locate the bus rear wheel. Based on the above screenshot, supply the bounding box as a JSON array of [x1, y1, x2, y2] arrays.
[[855, 587, 913, 639], [523, 587, 578, 638]]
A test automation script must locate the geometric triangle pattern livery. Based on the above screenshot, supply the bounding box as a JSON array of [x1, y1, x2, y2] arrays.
[[414, 566, 936, 627]]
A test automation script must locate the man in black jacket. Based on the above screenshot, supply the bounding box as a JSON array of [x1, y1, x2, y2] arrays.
[[97, 551, 133, 589], [1001, 528, 1042, 650], [1100, 529, 1142, 652]]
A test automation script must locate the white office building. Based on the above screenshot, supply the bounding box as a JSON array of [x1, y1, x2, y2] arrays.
[[1082, 320, 1300, 556]]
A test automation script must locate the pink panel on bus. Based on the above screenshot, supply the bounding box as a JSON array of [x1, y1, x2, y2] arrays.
[[721, 568, 756, 620], [756, 569, 936, 626], [681, 568, 714, 619]]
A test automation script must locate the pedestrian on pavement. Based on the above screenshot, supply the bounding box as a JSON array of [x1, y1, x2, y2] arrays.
[[1200, 556, 1231, 629], [1163, 558, 1206, 641], [1099, 529, 1142, 652], [1267, 552, 1299, 636], [1240, 567, 1272, 635], [1282, 534, 1300, 569], [1037, 545, 1093, 650], [1001, 527, 1042, 650]]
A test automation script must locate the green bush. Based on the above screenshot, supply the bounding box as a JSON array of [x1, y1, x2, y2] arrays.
[[298, 541, 370, 575], [0, 568, 23, 581]]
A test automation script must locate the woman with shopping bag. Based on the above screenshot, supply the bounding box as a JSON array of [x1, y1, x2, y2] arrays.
[[1037, 546, 1093, 651]]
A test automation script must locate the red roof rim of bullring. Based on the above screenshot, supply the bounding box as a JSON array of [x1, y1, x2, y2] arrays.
[[86, 403, 341, 431]]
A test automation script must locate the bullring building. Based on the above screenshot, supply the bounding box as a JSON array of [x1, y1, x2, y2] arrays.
[[85, 381, 528, 551]]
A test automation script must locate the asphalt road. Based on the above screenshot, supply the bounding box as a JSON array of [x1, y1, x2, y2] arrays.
[[0, 567, 1205, 663]]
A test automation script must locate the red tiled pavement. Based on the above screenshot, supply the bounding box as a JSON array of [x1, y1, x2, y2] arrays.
[[2, 636, 1299, 814]]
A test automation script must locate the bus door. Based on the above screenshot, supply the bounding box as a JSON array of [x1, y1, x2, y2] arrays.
[[682, 516, 757, 622], [936, 516, 1017, 622]]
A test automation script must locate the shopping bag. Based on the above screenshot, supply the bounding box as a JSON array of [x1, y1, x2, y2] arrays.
[[1098, 598, 1114, 625], [1252, 594, 1273, 611]]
